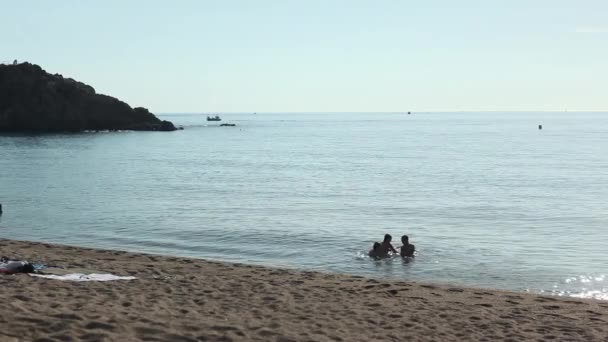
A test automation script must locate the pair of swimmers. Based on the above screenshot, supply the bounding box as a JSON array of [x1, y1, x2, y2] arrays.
[[368, 234, 415, 259]]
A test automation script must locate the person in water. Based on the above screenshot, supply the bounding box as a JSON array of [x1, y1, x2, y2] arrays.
[[368, 242, 381, 258], [378, 234, 397, 257], [400, 235, 415, 258]]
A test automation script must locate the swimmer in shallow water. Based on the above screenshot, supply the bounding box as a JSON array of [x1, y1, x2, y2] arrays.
[[368, 242, 381, 258], [400, 234, 415, 258], [378, 234, 397, 257]]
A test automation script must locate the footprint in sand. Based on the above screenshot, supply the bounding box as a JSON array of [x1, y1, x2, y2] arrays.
[[79, 332, 110, 341], [51, 313, 83, 321], [542, 305, 561, 310], [535, 297, 557, 303], [505, 295, 523, 300], [12, 295, 31, 302], [134, 327, 166, 336], [84, 321, 115, 331]]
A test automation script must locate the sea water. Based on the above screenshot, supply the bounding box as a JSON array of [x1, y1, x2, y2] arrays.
[[1, 112, 607, 300]]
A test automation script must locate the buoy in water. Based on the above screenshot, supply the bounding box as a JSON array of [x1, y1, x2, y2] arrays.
[[538, 125, 543, 130]]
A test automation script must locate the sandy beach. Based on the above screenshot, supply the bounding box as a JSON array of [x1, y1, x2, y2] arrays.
[[0, 239, 606, 341]]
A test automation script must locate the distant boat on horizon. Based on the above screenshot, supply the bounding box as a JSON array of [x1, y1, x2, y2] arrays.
[[207, 115, 221, 121]]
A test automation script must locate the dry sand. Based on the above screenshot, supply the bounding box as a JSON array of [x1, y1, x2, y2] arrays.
[[0, 239, 606, 341]]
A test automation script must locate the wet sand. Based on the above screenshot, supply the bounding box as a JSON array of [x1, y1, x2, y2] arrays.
[[0, 238, 606, 341]]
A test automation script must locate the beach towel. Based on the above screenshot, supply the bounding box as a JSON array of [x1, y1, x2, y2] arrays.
[[30, 273, 136, 281]]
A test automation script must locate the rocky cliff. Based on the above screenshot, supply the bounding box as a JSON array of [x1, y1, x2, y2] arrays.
[[0, 62, 176, 132]]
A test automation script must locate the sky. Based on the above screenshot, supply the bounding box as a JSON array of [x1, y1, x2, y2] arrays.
[[1, 0, 607, 113]]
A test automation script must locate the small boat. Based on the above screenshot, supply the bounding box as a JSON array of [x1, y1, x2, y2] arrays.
[[220, 123, 236, 127], [207, 115, 221, 121]]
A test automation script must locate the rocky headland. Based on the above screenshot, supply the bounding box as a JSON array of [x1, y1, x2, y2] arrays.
[[0, 62, 176, 132]]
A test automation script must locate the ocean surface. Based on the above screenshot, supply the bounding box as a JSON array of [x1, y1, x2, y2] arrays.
[[1, 112, 607, 300]]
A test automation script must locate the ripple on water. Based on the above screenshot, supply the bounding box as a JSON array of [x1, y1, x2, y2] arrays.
[[536, 274, 608, 300]]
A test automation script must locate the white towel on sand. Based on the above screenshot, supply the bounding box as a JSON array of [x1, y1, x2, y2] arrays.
[[30, 273, 136, 281]]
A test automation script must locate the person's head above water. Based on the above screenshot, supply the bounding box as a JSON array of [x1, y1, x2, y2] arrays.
[[401, 235, 409, 244], [384, 234, 392, 242], [369, 242, 382, 258]]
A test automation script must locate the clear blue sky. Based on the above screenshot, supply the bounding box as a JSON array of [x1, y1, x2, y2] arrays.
[[2, 0, 607, 112]]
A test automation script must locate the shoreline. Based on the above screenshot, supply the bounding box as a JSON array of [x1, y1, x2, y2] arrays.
[[1, 238, 607, 341]]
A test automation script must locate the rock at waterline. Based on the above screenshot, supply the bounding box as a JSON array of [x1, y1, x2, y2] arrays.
[[0, 62, 177, 132]]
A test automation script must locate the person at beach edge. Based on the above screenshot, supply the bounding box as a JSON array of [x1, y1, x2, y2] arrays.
[[368, 242, 381, 258], [378, 234, 397, 257], [400, 235, 415, 258]]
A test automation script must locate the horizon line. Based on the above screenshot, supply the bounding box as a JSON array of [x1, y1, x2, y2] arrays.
[[157, 110, 608, 114]]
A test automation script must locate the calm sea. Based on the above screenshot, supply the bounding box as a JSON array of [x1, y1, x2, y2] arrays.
[[1, 112, 607, 300]]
